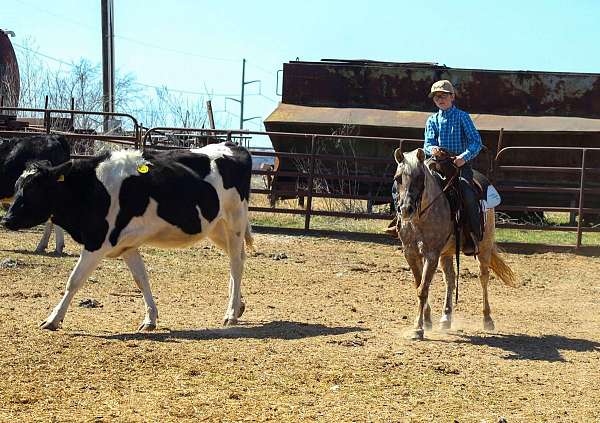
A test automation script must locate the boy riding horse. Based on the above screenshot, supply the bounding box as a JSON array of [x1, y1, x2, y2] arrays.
[[424, 80, 483, 255]]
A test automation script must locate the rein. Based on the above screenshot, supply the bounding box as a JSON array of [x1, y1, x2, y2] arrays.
[[417, 158, 462, 304], [417, 162, 458, 218]]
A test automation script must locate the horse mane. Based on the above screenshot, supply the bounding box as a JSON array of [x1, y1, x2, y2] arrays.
[[420, 157, 445, 215]]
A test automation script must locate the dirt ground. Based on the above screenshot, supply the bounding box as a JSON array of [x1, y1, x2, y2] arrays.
[[0, 225, 599, 423]]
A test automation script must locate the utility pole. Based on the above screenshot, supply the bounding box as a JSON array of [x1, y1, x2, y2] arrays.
[[226, 58, 260, 131], [101, 0, 115, 132]]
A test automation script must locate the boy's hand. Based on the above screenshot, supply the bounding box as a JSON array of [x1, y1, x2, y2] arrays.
[[454, 157, 466, 167]]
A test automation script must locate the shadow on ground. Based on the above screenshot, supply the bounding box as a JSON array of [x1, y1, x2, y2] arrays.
[[497, 242, 600, 256], [253, 225, 398, 246], [0, 248, 76, 258], [73, 320, 369, 343], [451, 332, 600, 362]]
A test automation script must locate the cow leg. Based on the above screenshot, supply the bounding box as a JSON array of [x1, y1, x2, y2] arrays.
[[439, 254, 456, 330], [41, 250, 103, 330], [35, 221, 53, 253], [209, 220, 246, 322], [218, 211, 247, 326], [122, 249, 158, 331], [477, 250, 495, 331], [54, 225, 65, 255], [405, 251, 432, 331]]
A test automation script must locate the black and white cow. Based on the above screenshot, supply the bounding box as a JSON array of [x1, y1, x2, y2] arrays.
[[2, 141, 254, 331], [1, 134, 70, 254]]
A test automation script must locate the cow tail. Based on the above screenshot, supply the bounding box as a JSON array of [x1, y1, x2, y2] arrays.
[[490, 246, 517, 287], [244, 222, 255, 252]]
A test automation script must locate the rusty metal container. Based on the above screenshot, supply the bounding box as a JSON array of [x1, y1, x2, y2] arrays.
[[265, 60, 600, 212], [0, 30, 19, 107]]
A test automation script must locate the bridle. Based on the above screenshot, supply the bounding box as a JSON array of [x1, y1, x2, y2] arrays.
[[394, 155, 459, 220], [417, 157, 459, 218]]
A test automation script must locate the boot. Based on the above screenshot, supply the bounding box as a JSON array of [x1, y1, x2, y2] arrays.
[[462, 231, 480, 256], [385, 216, 399, 236]]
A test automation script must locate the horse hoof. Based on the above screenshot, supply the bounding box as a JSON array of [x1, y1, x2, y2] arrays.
[[138, 323, 157, 332], [223, 317, 238, 326], [483, 317, 495, 331], [439, 320, 452, 331], [40, 320, 60, 331], [237, 302, 246, 318], [407, 329, 424, 341]]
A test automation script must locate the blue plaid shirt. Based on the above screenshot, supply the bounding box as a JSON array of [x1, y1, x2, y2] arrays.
[[423, 106, 482, 162]]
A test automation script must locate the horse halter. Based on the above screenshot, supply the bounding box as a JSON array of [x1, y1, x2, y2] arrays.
[[394, 171, 423, 219]]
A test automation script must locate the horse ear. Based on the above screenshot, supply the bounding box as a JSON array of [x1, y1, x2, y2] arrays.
[[394, 148, 404, 164], [416, 148, 426, 162]]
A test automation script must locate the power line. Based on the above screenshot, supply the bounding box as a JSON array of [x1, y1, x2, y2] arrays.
[[14, 0, 240, 64], [113, 34, 239, 63], [246, 60, 277, 78], [12, 43, 255, 99], [13, 43, 74, 67]]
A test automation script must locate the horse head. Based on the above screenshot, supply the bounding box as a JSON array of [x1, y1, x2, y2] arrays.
[[393, 148, 427, 219]]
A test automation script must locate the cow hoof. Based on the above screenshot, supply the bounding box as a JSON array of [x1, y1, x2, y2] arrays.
[[138, 322, 157, 332], [237, 302, 246, 318], [34, 247, 46, 254], [39, 320, 61, 330], [407, 329, 424, 341], [483, 317, 495, 331], [223, 317, 238, 326]]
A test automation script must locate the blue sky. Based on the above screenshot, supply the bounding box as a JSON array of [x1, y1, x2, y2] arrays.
[[4, 0, 600, 139]]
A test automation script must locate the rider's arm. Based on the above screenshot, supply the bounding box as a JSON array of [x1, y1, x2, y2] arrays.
[[457, 112, 482, 162], [423, 116, 439, 156]]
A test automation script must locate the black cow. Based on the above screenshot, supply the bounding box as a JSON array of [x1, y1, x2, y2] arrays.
[[2, 142, 254, 331], [0, 134, 70, 254]]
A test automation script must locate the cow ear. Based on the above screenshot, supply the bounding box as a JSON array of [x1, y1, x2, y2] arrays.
[[416, 148, 426, 162], [49, 160, 73, 182], [394, 148, 404, 164]]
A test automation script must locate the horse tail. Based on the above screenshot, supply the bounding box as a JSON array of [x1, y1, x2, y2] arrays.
[[489, 246, 517, 287]]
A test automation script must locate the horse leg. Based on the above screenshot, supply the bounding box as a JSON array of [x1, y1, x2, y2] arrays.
[[477, 249, 495, 331], [409, 253, 438, 340], [405, 250, 432, 332], [439, 254, 456, 330]]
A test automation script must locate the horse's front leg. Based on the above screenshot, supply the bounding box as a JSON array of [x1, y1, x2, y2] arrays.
[[439, 254, 456, 330], [410, 253, 438, 340], [405, 249, 432, 332]]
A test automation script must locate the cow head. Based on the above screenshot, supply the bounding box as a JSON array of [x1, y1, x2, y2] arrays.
[[393, 148, 426, 219], [2, 160, 72, 230]]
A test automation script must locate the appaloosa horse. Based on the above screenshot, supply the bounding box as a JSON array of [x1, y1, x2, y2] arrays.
[[393, 148, 516, 340]]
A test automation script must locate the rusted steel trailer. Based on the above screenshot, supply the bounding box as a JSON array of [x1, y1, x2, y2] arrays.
[[0, 29, 19, 107], [264, 59, 600, 214]]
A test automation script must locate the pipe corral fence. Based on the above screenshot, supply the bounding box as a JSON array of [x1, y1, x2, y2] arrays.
[[141, 127, 600, 249], [1, 105, 598, 249]]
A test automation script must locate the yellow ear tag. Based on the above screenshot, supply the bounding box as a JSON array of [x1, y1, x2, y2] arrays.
[[57, 175, 65, 182], [137, 164, 149, 174]]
